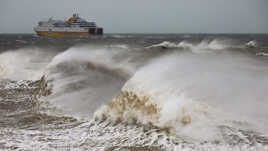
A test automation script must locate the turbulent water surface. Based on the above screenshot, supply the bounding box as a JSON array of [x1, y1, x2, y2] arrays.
[[0, 34, 268, 151]]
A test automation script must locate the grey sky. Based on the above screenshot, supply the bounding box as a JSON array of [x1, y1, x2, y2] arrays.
[[0, 0, 267, 33]]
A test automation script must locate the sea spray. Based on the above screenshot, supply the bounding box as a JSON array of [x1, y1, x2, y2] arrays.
[[0, 48, 57, 81], [96, 50, 268, 142], [43, 46, 139, 117]]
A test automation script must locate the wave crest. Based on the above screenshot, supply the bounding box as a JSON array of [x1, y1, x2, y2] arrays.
[[97, 91, 160, 124], [95, 51, 268, 141], [146, 39, 241, 53], [95, 90, 218, 141]]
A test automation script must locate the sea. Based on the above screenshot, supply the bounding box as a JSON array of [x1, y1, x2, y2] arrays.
[[0, 34, 268, 151]]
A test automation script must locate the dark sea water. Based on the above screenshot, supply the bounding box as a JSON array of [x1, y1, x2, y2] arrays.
[[0, 34, 268, 151]]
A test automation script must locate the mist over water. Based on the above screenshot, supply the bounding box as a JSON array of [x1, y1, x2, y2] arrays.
[[0, 34, 268, 150]]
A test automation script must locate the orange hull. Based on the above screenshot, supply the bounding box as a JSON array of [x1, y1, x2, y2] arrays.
[[36, 31, 89, 38]]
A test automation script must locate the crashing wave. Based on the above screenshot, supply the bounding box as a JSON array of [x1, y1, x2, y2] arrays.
[[256, 52, 268, 57], [246, 40, 258, 48], [145, 41, 195, 50], [43, 46, 140, 117], [195, 39, 230, 50], [146, 39, 238, 52], [46, 46, 135, 78], [146, 41, 180, 49], [0, 48, 56, 81], [95, 91, 210, 129], [95, 51, 268, 143]]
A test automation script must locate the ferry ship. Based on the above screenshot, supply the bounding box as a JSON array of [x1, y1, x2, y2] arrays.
[[34, 14, 103, 38]]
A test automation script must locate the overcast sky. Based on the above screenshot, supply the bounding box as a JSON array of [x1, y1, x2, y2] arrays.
[[0, 0, 267, 33]]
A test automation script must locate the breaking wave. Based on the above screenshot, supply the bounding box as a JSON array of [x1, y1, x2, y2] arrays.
[[0, 48, 57, 80], [146, 39, 243, 53], [42, 44, 159, 117], [96, 51, 268, 142], [246, 40, 259, 48], [256, 52, 268, 57]]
